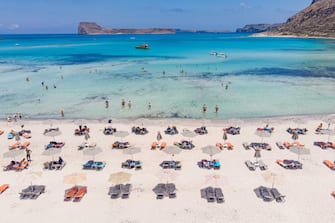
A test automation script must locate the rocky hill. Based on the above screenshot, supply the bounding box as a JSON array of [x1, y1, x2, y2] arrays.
[[265, 0, 335, 37], [78, 22, 177, 34]]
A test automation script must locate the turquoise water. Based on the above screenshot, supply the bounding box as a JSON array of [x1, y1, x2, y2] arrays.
[[0, 33, 335, 119]]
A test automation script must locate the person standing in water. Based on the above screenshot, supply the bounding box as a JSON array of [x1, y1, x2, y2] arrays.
[[148, 102, 151, 110], [202, 104, 207, 113], [128, 101, 132, 109], [215, 105, 219, 113], [61, 109, 64, 117], [121, 99, 125, 108], [105, 100, 109, 109]]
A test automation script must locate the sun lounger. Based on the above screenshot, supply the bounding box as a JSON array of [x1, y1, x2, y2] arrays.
[[73, 186, 87, 202], [165, 126, 178, 135], [64, 185, 78, 201], [276, 142, 285, 150], [214, 188, 224, 203], [258, 186, 274, 202], [0, 130, 4, 135], [270, 188, 285, 203], [9, 141, 21, 150], [245, 160, 256, 171], [154, 183, 166, 199], [206, 187, 215, 202], [121, 184, 132, 199], [0, 184, 9, 194], [258, 160, 268, 171], [277, 159, 302, 169], [20, 185, 45, 199], [323, 160, 335, 170], [109, 184, 122, 199], [166, 183, 176, 198]]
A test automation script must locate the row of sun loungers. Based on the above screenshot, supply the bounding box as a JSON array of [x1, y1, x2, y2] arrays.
[[112, 141, 130, 149], [45, 141, 65, 149], [43, 157, 66, 170], [243, 142, 271, 150], [151, 141, 167, 150], [74, 126, 89, 136], [174, 140, 194, 149], [287, 127, 308, 135], [78, 142, 97, 150], [165, 126, 178, 135], [198, 159, 221, 169], [122, 160, 142, 170], [108, 184, 132, 199], [103, 126, 117, 135], [216, 142, 234, 150], [200, 187, 224, 203], [160, 161, 181, 170], [314, 141, 335, 149], [245, 160, 268, 171], [3, 159, 29, 171], [0, 184, 9, 194], [132, 126, 148, 135], [64, 185, 87, 202], [153, 183, 176, 199], [7, 130, 32, 139], [20, 185, 45, 199], [9, 141, 30, 150], [223, 126, 240, 135], [194, 126, 208, 135], [82, 160, 106, 170], [277, 160, 302, 169], [254, 186, 285, 202]]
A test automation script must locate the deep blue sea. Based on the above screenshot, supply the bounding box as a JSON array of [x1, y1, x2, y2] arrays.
[[0, 33, 334, 119]]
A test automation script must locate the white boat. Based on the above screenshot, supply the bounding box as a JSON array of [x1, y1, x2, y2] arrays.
[[216, 52, 227, 58], [210, 50, 217, 56]]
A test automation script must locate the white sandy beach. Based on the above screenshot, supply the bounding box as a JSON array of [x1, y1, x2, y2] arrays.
[[0, 116, 335, 223]]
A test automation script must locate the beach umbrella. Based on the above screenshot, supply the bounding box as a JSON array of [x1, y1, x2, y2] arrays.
[[289, 145, 310, 161], [123, 146, 141, 159], [157, 131, 162, 142], [114, 130, 129, 139], [44, 130, 61, 141], [201, 145, 222, 159], [109, 171, 132, 184], [73, 119, 87, 126], [163, 145, 182, 159], [262, 171, 285, 188], [292, 117, 306, 128], [181, 129, 197, 140], [83, 146, 102, 160], [3, 149, 24, 159], [156, 169, 179, 183], [42, 147, 62, 160], [64, 173, 87, 185], [204, 174, 227, 187]]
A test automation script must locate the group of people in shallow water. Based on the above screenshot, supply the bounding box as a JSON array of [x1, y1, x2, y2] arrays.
[[202, 104, 220, 113]]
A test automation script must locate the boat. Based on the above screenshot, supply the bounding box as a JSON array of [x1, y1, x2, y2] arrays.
[[135, 43, 149, 49], [210, 50, 217, 56], [216, 52, 227, 58]]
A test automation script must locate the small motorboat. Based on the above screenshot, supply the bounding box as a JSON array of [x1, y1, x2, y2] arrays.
[[216, 52, 227, 58], [135, 43, 149, 49]]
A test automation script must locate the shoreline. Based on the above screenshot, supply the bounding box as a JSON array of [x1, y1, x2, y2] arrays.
[[251, 32, 335, 40]]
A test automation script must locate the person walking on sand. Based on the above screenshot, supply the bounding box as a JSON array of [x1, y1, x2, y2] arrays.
[[202, 104, 207, 113], [215, 105, 219, 113], [128, 100, 132, 109], [26, 148, 32, 162], [121, 99, 125, 108]]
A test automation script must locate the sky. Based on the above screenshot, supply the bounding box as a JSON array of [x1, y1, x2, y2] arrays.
[[0, 0, 312, 34]]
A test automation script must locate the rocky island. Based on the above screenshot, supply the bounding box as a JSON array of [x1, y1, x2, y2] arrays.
[[78, 22, 229, 35], [78, 22, 177, 34]]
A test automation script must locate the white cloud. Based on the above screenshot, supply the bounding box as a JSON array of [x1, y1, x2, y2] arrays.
[[240, 2, 251, 9], [8, 24, 20, 30]]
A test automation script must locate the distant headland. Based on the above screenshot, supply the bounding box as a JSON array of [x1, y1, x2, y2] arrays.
[[78, 22, 229, 35]]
